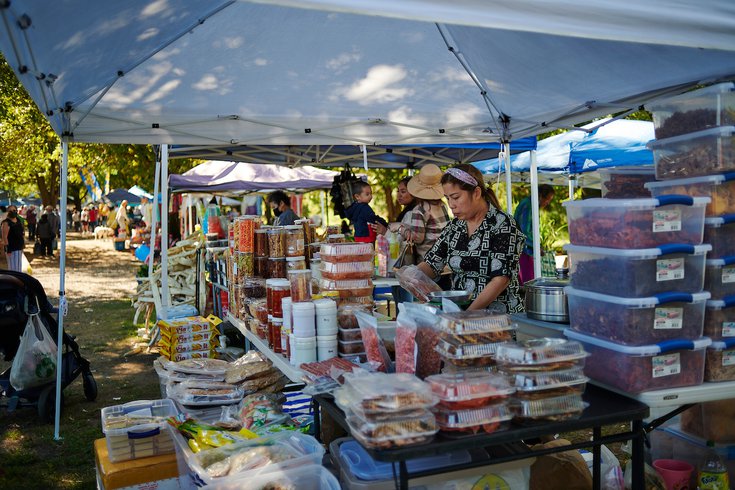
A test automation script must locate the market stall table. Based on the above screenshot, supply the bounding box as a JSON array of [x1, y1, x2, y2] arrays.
[[314, 384, 649, 490]]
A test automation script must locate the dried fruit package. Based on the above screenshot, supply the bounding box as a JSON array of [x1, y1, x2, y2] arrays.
[[355, 311, 393, 372]]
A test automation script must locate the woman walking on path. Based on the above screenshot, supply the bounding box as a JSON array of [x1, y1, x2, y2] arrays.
[[1, 205, 25, 271]]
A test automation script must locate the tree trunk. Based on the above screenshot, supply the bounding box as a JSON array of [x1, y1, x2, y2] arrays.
[[380, 184, 399, 221]]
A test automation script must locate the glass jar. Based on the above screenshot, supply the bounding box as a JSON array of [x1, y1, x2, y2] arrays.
[[285, 225, 306, 257], [268, 257, 287, 278], [267, 228, 286, 258], [255, 228, 270, 257], [286, 256, 307, 271], [288, 269, 313, 303]]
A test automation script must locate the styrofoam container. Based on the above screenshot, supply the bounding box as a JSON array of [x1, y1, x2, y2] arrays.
[[646, 82, 735, 139], [565, 243, 710, 296], [101, 399, 178, 463], [566, 287, 709, 345], [564, 196, 709, 249], [705, 256, 735, 300], [598, 166, 656, 199], [704, 215, 735, 259], [704, 338, 735, 382], [564, 330, 711, 394], [648, 126, 735, 180], [646, 173, 735, 217], [704, 296, 735, 340], [204, 464, 340, 490]]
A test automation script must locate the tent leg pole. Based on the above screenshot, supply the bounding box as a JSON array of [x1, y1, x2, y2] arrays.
[[530, 151, 542, 280], [149, 157, 161, 314], [568, 175, 576, 200], [54, 138, 69, 440], [504, 143, 513, 213], [161, 144, 171, 312]]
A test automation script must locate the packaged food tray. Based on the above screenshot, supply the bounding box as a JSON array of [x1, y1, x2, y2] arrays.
[[510, 393, 587, 424], [565, 329, 710, 393], [495, 338, 588, 371], [101, 399, 178, 463], [340, 371, 437, 413], [703, 215, 735, 259], [704, 339, 735, 382], [320, 242, 375, 263], [598, 166, 656, 199], [437, 310, 513, 335], [433, 403, 512, 434], [204, 464, 340, 490], [321, 260, 374, 280], [564, 196, 709, 248], [425, 372, 514, 410], [704, 256, 735, 300], [435, 342, 497, 368], [346, 409, 438, 449], [338, 326, 363, 342], [703, 296, 735, 340], [646, 173, 735, 217], [647, 126, 735, 180], [507, 367, 588, 399], [566, 287, 709, 345], [166, 380, 244, 406], [321, 278, 373, 298], [338, 338, 365, 354], [646, 82, 735, 139], [565, 243, 709, 296]]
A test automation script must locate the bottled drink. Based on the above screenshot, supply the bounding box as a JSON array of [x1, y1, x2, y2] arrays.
[[697, 440, 730, 490]]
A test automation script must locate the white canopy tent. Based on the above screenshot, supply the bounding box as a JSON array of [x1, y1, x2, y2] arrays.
[[1, 0, 735, 440]]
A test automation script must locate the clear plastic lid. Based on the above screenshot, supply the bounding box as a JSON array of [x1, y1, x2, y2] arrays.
[[495, 338, 588, 367], [435, 336, 504, 359], [340, 372, 437, 413], [167, 380, 244, 406], [164, 357, 230, 376], [425, 372, 514, 402], [510, 393, 588, 420], [320, 260, 374, 279], [433, 404, 513, 430], [562, 196, 710, 210], [437, 311, 514, 335], [320, 278, 373, 290], [346, 409, 438, 448], [645, 173, 732, 189], [320, 242, 374, 257], [506, 366, 589, 393]]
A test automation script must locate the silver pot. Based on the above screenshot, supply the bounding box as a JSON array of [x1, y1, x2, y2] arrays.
[[524, 276, 570, 324]]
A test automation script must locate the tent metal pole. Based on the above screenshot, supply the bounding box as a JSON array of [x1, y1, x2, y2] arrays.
[[320, 190, 326, 228], [530, 150, 542, 280], [568, 175, 576, 200], [503, 143, 513, 212], [161, 144, 171, 310], [54, 137, 69, 440], [148, 157, 161, 304]]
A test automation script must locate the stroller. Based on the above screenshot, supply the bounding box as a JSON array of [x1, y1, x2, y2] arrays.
[[0, 269, 97, 422]]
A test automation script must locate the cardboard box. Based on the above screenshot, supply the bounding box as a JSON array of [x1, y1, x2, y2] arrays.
[[94, 438, 181, 490]]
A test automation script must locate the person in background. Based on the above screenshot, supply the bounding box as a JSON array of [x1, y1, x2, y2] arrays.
[[99, 204, 110, 228], [139, 197, 152, 229], [81, 206, 90, 234], [26, 205, 37, 241], [88, 205, 98, 231], [66, 207, 73, 230], [418, 164, 525, 312], [513, 184, 555, 285], [267, 191, 299, 226], [72, 208, 81, 232], [346, 180, 388, 243], [116, 200, 130, 236], [1, 205, 25, 271], [44, 205, 60, 239], [0, 205, 7, 224], [36, 212, 54, 257]]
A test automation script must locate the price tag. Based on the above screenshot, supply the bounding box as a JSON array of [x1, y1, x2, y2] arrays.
[[654, 308, 683, 329], [722, 265, 735, 284], [722, 322, 735, 337], [652, 353, 681, 378], [656, 258, 685, 282], [653, 209, 682, 232], [723, 350, 735, 367]]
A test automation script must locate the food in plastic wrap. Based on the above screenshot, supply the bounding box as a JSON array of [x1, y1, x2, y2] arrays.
[[426, 371, 514, 410], [355, 311, 392, 372], [433, 403, 512, 434], [319, 242, 374, 263], [200, 443, 297, 477], [337, 304, 371, 329], [158, 316, 214, 335], [340, 371, 437, 412], [320, 278, 373, 298], [233, 393, 291, 431], [510, 393, 588, 424], [320, 260, 374, 280], [169, 416, 258, 452], [399, 303, 443, 379], [495, 338, 588, 372], [346, 409, 438, 449], [395, 315, 417, 374], [165, 357, 230, 376], [507, 367, 588, 399], [168, 380, 245, 406], [395, 265, 442, 302], [436, 310, 513, 335], [338, 327, 362, 342]]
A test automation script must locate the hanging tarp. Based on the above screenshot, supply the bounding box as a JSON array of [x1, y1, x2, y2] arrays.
[[101, 188, 141, 205]]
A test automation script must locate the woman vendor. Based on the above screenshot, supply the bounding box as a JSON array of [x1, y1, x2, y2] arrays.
[[417, 164, 525, 312]]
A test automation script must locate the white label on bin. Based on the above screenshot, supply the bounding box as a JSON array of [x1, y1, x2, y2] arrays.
[[656, 258, 685, 282], [723, 350, 735, 367], [722, 322, 735, 337], [654, 308, 683, 329], [652, 353, 681, 378], [652, 209, 681, 233], [722, 266, 735, 284]]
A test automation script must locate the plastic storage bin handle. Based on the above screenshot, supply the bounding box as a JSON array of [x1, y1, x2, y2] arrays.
[[722, 338, 735, 349], [720, 214, 735, 225], [723, 256, 735, 266], [722, 295, 735, 308], [654, 292, 693, 304], [655, 195, 694, 207], [128, 427, 161, 439], [657, 244, 695, 256], [656, 339, 695, 353], [722, 172, 735, 182]]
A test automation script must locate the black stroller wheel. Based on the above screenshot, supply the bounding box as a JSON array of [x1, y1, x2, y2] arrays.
[[37, 385, 62, 423], [82, 372, 97, 401]]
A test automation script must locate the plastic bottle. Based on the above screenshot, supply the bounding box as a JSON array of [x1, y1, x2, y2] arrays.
[[697, 440, 730, 490]]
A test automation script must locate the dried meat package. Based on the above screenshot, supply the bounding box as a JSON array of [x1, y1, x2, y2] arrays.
[[395, 308, 418, 374], [355, 310, 393, 373], [400, 302, 443, 379]]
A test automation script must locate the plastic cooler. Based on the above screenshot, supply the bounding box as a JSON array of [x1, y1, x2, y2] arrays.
[[705, 256, 735, 300], [704, 338, 735, 382], [564, 330, 711, 394], [563, 196, 709, 249], [647, 126, 735, 180], [646, 82, 735, 139], [565, 243, 710, 296], [100, 399, 179, 463], [565, 287, 709, 345], [704, 296, 735, 340]]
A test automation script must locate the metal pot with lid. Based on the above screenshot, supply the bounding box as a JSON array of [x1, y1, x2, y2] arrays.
[[524, 271, 570, 323]]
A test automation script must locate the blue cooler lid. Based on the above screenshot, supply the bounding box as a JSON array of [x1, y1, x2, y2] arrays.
[[339, 439, 472, 481]]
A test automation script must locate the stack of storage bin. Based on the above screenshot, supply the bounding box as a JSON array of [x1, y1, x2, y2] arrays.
[[644, 82, 735, 384]]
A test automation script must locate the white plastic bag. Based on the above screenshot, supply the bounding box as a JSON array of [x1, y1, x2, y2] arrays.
[[9, 314, 57, 391]]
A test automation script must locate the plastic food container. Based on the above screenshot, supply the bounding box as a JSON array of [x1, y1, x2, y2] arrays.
[[564, 196, 709, 248], [425, 372, 515, 410], [291, 301, 316, 337], [205, 464, 340, 490], [234, 251, 254, 279], [341, 372, 437, 413], [286, 255, 307, 271], [320, 260, 374, 280], [270, 317, 283, 353], [267, 227, 286, 258], [317, 335, 338, 361], [599, 166, 656, 199], [320, 278, 373, 298], [565, 330, 711, 393], [646, 82, 735, 139], [338, 327, 362, 342], [266, 278, 290, 318], [648, 126, 735, 180], [254, 255, 268, 277], [285, 224, 306, 257], [254, 228, 269, 257], [646, 173, 735, 217], [101, 399, 178, 462], [704, 256, 735, 300], [435, 334, 505, 360], [437, 311, 514, 335], [433, 403, 512, 434], [565, 243, 709, 296], [241, 278, 266, 299], [507, 367, 588, 399], [291, 336, 317, 365], [320, 242, 374, 263], [268, 257, 287, 278], [510, 393, 588, 424], [339, 338, 366, 355], [566, 287, 709, 345], [703, 296, 735, 340], [346, 409, 438, 449], [704, 215, 735, 259], [495, 338, 588, 372], [338, 304, 371, 329], [704, 339, 735, 382], [288, 269, 312, 303], [167, 380, 245, 406]]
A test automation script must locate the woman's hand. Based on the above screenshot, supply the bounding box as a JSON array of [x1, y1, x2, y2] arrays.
[[369, 222, 387, 236]]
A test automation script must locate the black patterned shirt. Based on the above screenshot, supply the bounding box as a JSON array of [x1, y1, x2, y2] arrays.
[[423, 206, 525, 313]]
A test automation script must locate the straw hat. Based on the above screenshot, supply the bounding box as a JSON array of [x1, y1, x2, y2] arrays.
[[407, 164, 444, 200]]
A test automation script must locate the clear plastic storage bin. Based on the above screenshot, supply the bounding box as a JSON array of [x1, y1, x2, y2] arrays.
[[704, 215, 735, 259], [564, 330, 711, 393], [599, 166, 656, 199], [565, 243, 710, 296], [101, 399, 178, 463], [704, 256, 735, 300], [681, 400, 735, 444], [703, 296, 735, 340], [646, 82, 735, 139], [647, 126, 735, 180], [646, 173, 735, 216], [204, 464, 340, 490], [564, 196, 709, 248], [565, 287, 709, 345], [704, 339, 735, 382]]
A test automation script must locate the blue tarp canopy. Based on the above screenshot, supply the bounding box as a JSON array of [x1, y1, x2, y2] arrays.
[[101, 188, 142, 206]]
